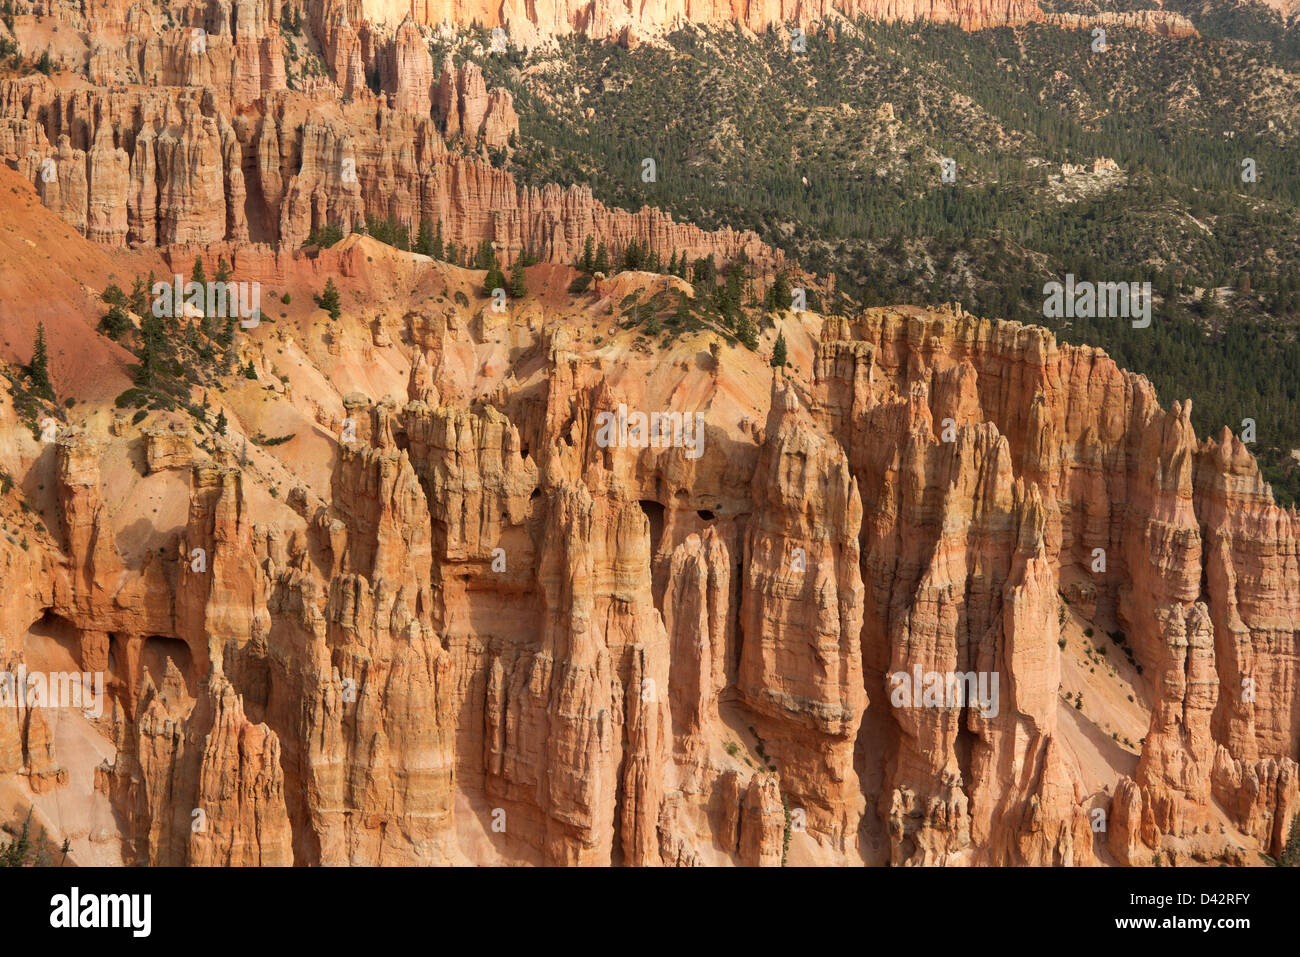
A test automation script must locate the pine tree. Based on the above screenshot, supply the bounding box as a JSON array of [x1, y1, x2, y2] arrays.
[[99, 304, 130, 340], [130, 275, 150, 317], [415, 219, 434, 257], [736, 312, 759, 351], [724, 261, 744, 309], [766, 273, 792, 312], [28, 322, 54, 400], [674, 292, 691, 326], [306, 224, 343, 248], [215, 257, 232, 284], [244, 360, 257, 380], [622, 239, 645, 271], [191, 256, 206, 286], [580, 236, 595, 272], [1281, 815, 1300, 867], [215, 410, 228, 435], [770, 331, 788, 368], [594, 241, 611, 274], [484, 261, 507, 297], [508, 257, 527, 298], [136, 311, 165, 386], [432, 220, 445, 261], [1, 810, 32, 866], [317, 277, 341, 320]]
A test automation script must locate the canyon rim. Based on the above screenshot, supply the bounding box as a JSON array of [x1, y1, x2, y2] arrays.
[[0, 0, 1296, 893]]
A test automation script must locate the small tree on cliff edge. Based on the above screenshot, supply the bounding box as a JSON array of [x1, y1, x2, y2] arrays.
[[317, 277, 341, 321], [484, 261, 507, 298], [28, 323, 54, 400], [770, 331, 788, 369], [508, 257, 527, 298]]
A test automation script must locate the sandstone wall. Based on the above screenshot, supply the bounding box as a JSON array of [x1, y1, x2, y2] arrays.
[[5, 296, 1294, 866]]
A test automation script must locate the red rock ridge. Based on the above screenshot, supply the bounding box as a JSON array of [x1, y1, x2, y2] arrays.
[[4, 239, 1295, 865], [0, 74, 787, 281], [365, 0, 1045, 42]]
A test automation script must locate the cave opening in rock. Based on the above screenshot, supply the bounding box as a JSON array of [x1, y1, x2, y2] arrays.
[[638, 500, 665, 558], [228, 646, 273, 725], [697, 509, 715, 522], [141, 636, 195, 699], [23, 610, 82, 674]]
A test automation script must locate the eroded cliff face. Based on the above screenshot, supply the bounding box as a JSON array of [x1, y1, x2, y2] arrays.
[[1, 0, 1191, 278], [0, 208, 1294, 864], [364, 0, 1044, 43], [813, 311, 1299, 865], [0, 69, 786, 283], [5, 0, 780, 283]]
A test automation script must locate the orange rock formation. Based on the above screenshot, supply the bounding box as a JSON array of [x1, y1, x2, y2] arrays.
[[0, 183, 1294, 864], [0, 2, 1288, 870]]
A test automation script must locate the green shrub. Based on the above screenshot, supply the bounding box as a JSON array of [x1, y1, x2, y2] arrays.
[[316, 278, 341, 320]]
